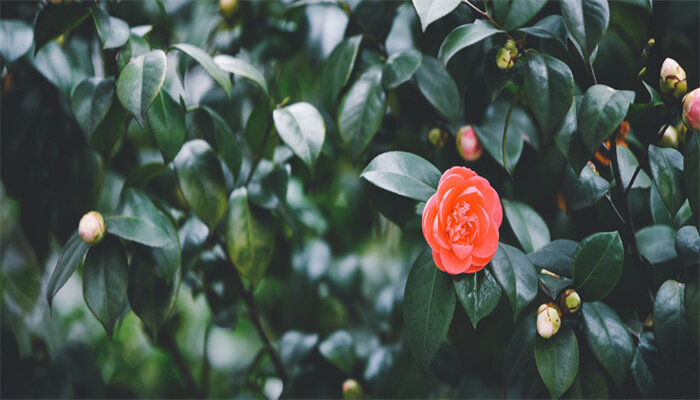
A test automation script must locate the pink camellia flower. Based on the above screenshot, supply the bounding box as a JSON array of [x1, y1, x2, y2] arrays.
[[456, 125, 483, 162], [421, 167, 502, 274], [79, 211, 105, 244], [682, 88, 700, 130]]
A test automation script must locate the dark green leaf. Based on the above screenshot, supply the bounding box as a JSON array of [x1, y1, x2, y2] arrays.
[[403, 248, 456, 368], [412, 0, 461, 31], [684, 131, 699, 221], [382, 50, 422, 90], [33, 41, 73, 98], [115, 49, 167, 125], [581, 301, 634, 389], [338, 66, 386, 157], [528, 239, 578, 277], [71, 77, 115, 140], [566, 344, 609, 399], [503, 199, 550, 253], [572, 231, 624, 301], [361, 151, 441, 202], [636, 225, 677, 264], [171, 43, 231, 96], [676, 226, 700, 266], [535, 326, 579, 399], [631, 332, 668, 399], [319, 330, 355, 374], [648, 145, 684, 217], [0, 20, 33, 64], [518, 15, 568, 49], [562, 164, 610, 212], [92, 7, 129, 49], [437, 19, 503, 67], [685, 280, 699, 347], [321, 35, 362, 103], [538, 273, 572, 299], [91, 101, 127, 156], [214, 55, 268, 96], [46, 232, 89, 309], [475, 102, 533, 173], [279, 331, 319, 371], [106, 189, 173, 249], [578, 85, 635, 154], [555, 98, 590, 174], [483, 47, 518, 102], [523, 52, 574, 135], [123, 162, 168, 189], [489, 243, 538, 321], [82, 236, 128, 337], [173, 139, 227, 230], [199, 105, 242, 179], [617, 146, 651, 190], [34, 2, 91, 53], [415, 56, 460, 122], [650, 183, 673, 226], [453, 269, 502, 329], [147, 90, 185, 163], [654, 280, 693, 376], [503, 0, 547, 30], [559, 0, 609, 61], [273, 102, 326, 171], [225, 188, 275, 286]]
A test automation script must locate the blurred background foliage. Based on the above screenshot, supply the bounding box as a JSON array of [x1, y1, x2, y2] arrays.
[[1, 0, 698, 398]]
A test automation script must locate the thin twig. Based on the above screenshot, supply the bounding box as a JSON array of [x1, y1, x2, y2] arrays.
[[462, 0, 525, 54], [588, 60, 598, 85], [604, 193, 626, 225], [625, 117, 675, 195]]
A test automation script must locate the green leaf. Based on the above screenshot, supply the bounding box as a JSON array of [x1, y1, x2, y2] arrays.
[[475, 102, 532, 173], [71, 77, 115, 140], [403, 248, 456, 368], [617, 146, 651, 190], [654, 280, 693, 378], [33, 41, 73, 98], [437, 19, 503, 67], [199, 105, 242, 180], [562, 164, 610, 212], [555, 98, 590, 174], [360, 151, 441, 202], [225, 187, 275, 286], [92, 7, 129, 49], [91, 101, 127, 156], [415, 56, 460, 122], [538, 273, 572, 300], [173, 140, 227, 230], [566, 344, 609, 399], [214, 54, 269, 96], [648, 145, 684, 217], [106, 196, 172, 249], [147, 90, 185, 163], [489, 243, 538, 321], [482, 46, 517, 102], [33, 2, 91, 54], [412, 0, 461, 31], [535, 326, 579, 399], [523, 52, 574, 135], [46, 232, 90, 309], [636, 225, 677, 264], [683, 131, 699, 221], [685, 280, 699, 347], [572, 231, 624, 301], [273, 102, 326, 171], [559, 0, 609, 61], [676, 226, 700, 266], [650, 183, 673, 226], [630, 332, 667, 399], [338, 66, 386, 157], [453, 269, 502, 329], [127, 244, 180, 338], [115, 49, 167, 125], [321, 35, 362, 103], [578, 85, 635, 154], [517, 15, 568, 49], [528, 239, 578, 277], [581, 301, 634, 389], [382, 50, 422, 90], [82, 236, 128, 337], [123, 162, 168, 189], [502, 199, 550, 253], [171, 43, 231, 96], [319, 330, 355, 374], [0, 20, 33, 64], [503, 0, 547, 30]]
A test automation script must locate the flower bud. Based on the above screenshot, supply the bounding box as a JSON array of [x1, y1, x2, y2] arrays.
[[658, 125, 679, 149], [496, 40, 518, 70], [560, 289, 581, 314], [342, 379, 363, 399], [647, 38, 655, 48], [219, 0, 239, 18], [537, 303, 562, 339], [456, 125, 483, 162], [659, 58, 687, 99], [428, 127, 448, 148], [682, 88, 700, 130], [78, 211, 105, 244]]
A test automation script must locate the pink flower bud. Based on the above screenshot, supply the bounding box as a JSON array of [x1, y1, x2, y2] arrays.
[[537, 303, 562, 339], [659, 58, 687, 99], [456, 125, 483, 162], [78, 211, 105, 244], [682, 88, 700, 130], [342, 379, 363, 399]]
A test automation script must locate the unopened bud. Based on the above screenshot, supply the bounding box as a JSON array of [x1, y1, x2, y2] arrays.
[[560, 289, 581, 314], [647, 38, 655, 48], [496, 40, 518, 70], [587, 161, 599, 175], [219, 0, 239, 18], [456, 125, 483, 162], [78, 211, 105, 244], [428, 127, 448, 148], [658, 125, 679, 149], [660, 58, 687, 99], [537, 303, 562, 339], [638, 67, 646, 79], [682, 88, 700, 130], [343, 379, 363, 399]]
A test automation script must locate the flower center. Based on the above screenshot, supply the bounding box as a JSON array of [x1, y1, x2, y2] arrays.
[[446, 201, 478, 244]]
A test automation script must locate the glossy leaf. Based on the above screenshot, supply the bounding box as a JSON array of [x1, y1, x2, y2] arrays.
[[559, 0, 609, 61], [171, 43, 231, 96], [106, 189, 174, 248], [319, 330, 355, 374], [654, 280, 693, 375], [438, 20, 502, 67], [46, 232, 90, 309], [489, 243, 538, 321], [523, 52, 574, 135], [555, 98, 590, 174], [631, 332, 667, 399], [173, 140, 227, 230], [538, 273, 572, 300], [115, 50, 167, 125], [214, 55, 268, 95], [33, 42, 73, 98], [684, 132, 699, 220], [321, 35, 362, 103], [648, 145, 684, 217], [578, 85, 635, 154], [572, 231, 623, 301], [475, 102, 533, 173], [34, 2, 91, 53], [503, 199, 550, 253], [676, 226, 700, 266], [527, 239, 578, 277], [517, 15, 568, 49], [453, 269, 502, 329], [338, 67, 386, 157], [617, 146, 651, 190], [71, 77, 115, 140], [403, 248, 456, 368], [636, 225, 677, 264], [225, 188, 275, 286], [581, 301, 634, 389], [535, 326, 579, 399], [123, 162, 168, 189], [382, 50, 422, 90], [82, 236, 128, 337], [199, 105, 242, 179], [273, 102, 326, 171], [92, 7, 129, 49], [412, 0, 461, 31], [483, 46, 517, 102], [562, 164, 610, 212], [415, 56, 460, 122], [361, 151, 441, 202], [503, 0, 547, 30], [0, 20, 33, 64], [147, 89, 185, 163]]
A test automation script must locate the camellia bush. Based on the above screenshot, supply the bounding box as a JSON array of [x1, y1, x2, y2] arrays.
[[1, 0, 699, 398]]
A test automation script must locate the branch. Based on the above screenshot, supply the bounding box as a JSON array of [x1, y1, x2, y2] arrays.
[[462, 0, 525, 53]]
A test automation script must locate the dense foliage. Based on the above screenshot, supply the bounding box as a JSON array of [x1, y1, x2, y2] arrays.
[[1, 0, 698, 398]]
